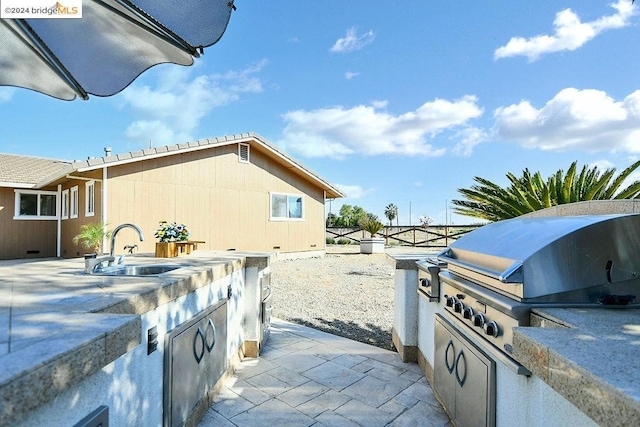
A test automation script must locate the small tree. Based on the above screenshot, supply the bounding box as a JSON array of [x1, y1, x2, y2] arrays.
[[73, 222, 111, 254], [359, 216, 384, 237], [337, 204, 368, 227], [384, 203, 398, 227], [418, 215, 433, 228], [326, 212, 338, 227]]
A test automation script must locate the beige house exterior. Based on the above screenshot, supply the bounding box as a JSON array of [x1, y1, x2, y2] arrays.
[[0, 133, 344, 260]]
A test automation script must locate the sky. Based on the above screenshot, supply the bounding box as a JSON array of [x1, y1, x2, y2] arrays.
[[1, 1, 640, 225]]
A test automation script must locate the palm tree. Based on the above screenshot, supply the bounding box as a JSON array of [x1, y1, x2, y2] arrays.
[[384, 203, 398, 226], [452, 160, 640, 221]]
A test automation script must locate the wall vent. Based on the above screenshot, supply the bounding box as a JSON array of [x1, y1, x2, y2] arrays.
[[238, 143, 250, 163]]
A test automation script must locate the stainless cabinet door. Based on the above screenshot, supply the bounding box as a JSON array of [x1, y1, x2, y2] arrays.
[[165, 300, 228, 427], [452, 335, 491, 427], [435, 315, 496, 427], [434, 318, 456, 419]]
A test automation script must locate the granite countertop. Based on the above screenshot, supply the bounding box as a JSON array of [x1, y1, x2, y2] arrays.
[[513, 307, 640, 427], [0, 251, 256, 426]]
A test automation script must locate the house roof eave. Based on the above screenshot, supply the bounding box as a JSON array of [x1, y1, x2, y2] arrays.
[[68, 132, 345, 199], [0, 181, 36, 189]]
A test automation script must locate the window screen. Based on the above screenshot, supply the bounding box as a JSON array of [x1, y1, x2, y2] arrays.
[[270, 193, 304, 220], [19, 194, 38, 216]]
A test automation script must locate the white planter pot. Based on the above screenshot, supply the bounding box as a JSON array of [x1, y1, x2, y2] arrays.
[[360, 237, 385, 254]]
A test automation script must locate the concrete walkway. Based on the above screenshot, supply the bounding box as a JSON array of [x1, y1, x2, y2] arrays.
[[199, 318, 451, 427]]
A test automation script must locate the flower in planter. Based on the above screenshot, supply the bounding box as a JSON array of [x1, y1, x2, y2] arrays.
[[154, 221, 191, 242]]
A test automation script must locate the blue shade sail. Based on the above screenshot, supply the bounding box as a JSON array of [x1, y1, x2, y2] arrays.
[[0, 0, 235, 100]]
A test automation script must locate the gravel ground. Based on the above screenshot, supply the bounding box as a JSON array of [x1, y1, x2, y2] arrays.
[[271, 245, 438, 351]]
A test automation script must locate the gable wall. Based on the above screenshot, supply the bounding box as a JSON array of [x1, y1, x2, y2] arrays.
[[104, 143, 326, 255]]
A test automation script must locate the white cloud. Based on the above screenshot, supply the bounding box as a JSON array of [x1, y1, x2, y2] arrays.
[[0, 87, 15, 102], [495, 0, 636, 61], [345, 71, 360, 80], [452, 127, 488, 157], [279, 97, 483, 159], [335, 184, 371, 199], [493, 88, 640, 153], [124, 120, 190, 147], [331, 27, 375, 53], [590, 159, 616, 171], [371, 100, 388, 109], [119, 61, 266, 146]]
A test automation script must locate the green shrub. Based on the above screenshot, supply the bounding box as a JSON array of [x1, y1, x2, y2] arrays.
[[337, 238, 351, 245], [326, 237, 335, 244], [359, 217, 385, 237]]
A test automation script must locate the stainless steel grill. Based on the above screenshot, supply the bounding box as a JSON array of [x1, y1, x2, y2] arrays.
[[420, 213, 640, 365], [418, 213, 640, 427]]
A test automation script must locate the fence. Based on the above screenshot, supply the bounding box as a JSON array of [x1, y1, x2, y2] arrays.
[[326, 224, 483, 248]]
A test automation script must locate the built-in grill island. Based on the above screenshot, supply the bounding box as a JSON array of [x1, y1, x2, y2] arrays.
[[416, 213, 640, 427]]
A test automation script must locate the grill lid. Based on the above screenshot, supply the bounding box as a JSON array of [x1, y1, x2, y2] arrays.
[[438, 214, 640, 302]]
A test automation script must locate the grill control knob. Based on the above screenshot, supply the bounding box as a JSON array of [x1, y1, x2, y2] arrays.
[[446, 296, 457, 307], [454, 301, 464, 313], [463, 307, 474, 320], [472, 313, 485, 327], [484, 321, 499, 337]]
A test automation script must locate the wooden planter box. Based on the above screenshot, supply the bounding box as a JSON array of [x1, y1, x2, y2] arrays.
[[155, 241, 205, 257], [155, 242, 178, 258]]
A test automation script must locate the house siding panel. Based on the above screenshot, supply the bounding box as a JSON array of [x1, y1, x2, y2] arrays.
[[60, 173, 104, 257], [104, 141, 326, 255], [0, 188, 57, 259]]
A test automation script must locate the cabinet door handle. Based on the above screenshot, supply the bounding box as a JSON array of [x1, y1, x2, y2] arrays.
[[455, 350, 467, 387], [445, 340, 455, 374]]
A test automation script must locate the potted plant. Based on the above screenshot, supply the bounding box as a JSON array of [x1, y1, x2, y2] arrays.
[[154, 221, 191, 257], [73, 222, 111, 254], [359, 216, 385, 254]]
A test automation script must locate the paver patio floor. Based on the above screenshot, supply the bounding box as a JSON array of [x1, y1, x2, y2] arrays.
[[199, 318, 451, 427]]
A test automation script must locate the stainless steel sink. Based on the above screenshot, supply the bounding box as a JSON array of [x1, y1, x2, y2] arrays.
[[94, 264, 184, 276]]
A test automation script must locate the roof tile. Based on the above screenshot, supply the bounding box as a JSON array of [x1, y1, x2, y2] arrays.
[[0, 154, 71, 186]]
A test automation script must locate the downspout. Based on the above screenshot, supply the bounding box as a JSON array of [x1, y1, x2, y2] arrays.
[[323, 190, 326, 252], [101, 167, 108, 254], [57, 184, 62, 257]]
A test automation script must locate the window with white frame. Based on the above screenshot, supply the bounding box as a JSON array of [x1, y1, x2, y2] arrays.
[[270, 192, 304, 220], [13, 190, 58, 220], [61, 189, 69, 220], [70, 186, 79, 219], [85, 181, 95, 217]]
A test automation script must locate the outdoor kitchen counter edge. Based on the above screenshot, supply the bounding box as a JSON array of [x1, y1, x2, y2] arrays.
[[0, 251, 265, 426], [513, 307, 640, 427]]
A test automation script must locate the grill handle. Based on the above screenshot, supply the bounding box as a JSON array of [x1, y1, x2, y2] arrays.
[[437, 252, 523, 283]]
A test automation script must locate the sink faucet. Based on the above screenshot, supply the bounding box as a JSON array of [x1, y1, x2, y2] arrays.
[[84, 253, 112, 274], [84, 223, 144, 273], [109, 223, 145, 266]]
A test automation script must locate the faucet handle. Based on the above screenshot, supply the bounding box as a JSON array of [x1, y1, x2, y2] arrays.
[[123, 244, 138, 254]]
